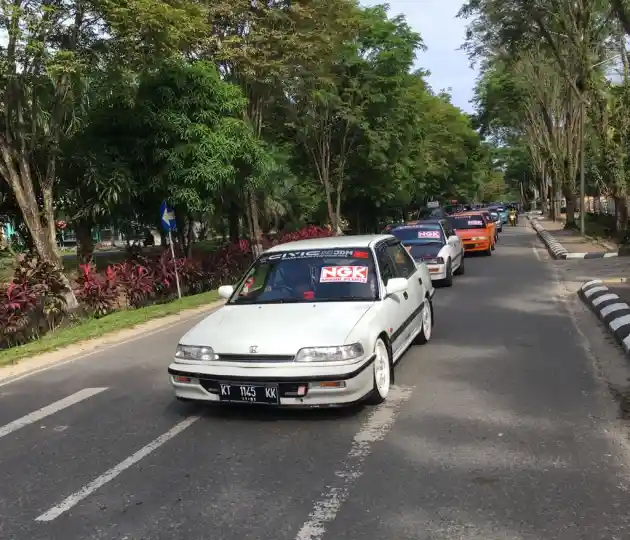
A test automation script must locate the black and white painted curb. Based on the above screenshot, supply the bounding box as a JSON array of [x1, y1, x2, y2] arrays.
[[580, 280, 630, 355], [527, 216, 618, 260]]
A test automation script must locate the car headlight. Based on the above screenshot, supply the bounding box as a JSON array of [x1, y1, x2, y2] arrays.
[[470, 236, 488, 241], [295, 343, 364, 362], [425, 257, 444, 264], [174, 344, 217, 363]]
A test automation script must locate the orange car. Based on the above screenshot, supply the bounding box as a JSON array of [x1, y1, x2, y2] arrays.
[[447, 212, 495, 255], [459, 210, 497, 243]]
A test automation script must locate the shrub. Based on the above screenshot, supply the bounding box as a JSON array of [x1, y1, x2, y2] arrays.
[[0, 282, 39, 348], [76, 264, 119, 317], [113, 261, 154, 308], [12, 253, 69, 329]]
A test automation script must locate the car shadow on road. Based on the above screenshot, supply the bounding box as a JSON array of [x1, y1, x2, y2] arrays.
[[166, 397, 367, 423]]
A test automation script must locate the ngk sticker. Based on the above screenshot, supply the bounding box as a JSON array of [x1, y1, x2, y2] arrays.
[[320, 266, 368, 283]]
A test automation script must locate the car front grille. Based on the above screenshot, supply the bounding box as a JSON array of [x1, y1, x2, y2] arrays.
[[214, 354, 295, 363]]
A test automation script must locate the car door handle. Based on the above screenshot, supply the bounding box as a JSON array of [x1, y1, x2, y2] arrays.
[[403, 292, 408, 300]]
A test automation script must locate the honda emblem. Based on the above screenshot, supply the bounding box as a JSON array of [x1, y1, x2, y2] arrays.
[[249, 346, 258, 354]]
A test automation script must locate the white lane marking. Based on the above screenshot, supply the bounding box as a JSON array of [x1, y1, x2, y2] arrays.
[[0, 388, 108, 440], [532, 244, 542, 261], [592, 293, 618, 306], [36, 415, 200, 522], [294, 386, 412, 540], [600, 303, 628, 318]]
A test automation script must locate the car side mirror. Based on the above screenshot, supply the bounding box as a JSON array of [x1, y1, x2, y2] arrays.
[[218, 285, 235, 300], [385, 277, 408, 296]]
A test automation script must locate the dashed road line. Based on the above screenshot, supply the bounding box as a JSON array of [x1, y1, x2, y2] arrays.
[[294, 386, 412, 540], [35, 415, 200, 522], [0, 387, 108, 440]]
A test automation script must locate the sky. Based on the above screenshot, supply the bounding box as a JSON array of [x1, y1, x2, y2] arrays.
[[361, 0, 478, 113]]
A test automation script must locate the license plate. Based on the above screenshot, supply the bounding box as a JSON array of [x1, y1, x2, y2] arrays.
[[218, 383, 279, 404]]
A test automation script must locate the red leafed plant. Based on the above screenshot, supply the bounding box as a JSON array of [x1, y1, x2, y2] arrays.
[[0, 282, 39, 348], [274, 225, 333, 245], [112, 261, 154, 308], [75, 264, 119, 318]]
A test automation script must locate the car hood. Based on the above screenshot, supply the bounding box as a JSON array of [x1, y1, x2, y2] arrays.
[[180, 302, 376, 355]]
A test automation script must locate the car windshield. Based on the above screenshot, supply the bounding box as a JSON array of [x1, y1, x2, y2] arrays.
[[403, 243, 442, 260], [449, 216, 486, 230], [391, 225, 445, 244], [489, 212, 499, 220], [229, 248, 379, 304]]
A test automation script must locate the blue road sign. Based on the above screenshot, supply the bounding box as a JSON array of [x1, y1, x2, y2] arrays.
[[160, 201, 177, 231]]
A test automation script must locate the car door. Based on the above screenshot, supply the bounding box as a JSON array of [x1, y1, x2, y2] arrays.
[[384, 240, 423, 350], [375, 243, 412, 358], [442, 220, 462, 270]]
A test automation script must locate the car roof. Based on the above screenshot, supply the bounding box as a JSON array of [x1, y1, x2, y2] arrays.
[[396, 219, 444, 226], [264, 234, 392, 253], [455, 211, 487, 218]]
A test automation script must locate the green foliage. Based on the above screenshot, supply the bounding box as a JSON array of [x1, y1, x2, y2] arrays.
[[2, 0, 502, 268]]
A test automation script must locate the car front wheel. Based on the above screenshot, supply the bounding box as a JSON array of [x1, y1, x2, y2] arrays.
[[366, 338, 392, 405], [414, 296, 433, 345]]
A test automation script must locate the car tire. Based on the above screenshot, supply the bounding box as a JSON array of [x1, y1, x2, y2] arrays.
[[485, 244, 492, 256], [454, 252, 465, 275], [414, 296, 433, 345], [366, 338, 392, 405], [442, 261, 453, 286]]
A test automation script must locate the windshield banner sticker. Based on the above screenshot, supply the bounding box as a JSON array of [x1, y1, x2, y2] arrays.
[[468, 220, 483, 225], [320, 266, 368, 283], [417, 230, 441, 238], [260, 249, 360, 262]]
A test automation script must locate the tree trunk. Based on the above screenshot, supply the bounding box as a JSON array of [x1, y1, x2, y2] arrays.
[[246, 186, 263, 256], [615, 195, 628, 242], [565, 196, 576, 228], [74, 219, 94, 265], [186, 213, 195, 258], [228, 201, 240, 242]]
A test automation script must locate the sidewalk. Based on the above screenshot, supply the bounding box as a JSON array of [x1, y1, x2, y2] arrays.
[[535, 218, 615, 254]]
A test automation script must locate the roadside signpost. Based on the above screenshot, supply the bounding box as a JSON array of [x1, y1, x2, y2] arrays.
[[159, 201, 182, 299]]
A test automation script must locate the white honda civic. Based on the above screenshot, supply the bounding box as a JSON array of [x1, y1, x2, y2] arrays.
[[168, 235, 436, 407]]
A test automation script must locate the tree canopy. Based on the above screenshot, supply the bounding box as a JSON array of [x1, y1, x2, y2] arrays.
[[460, 0, 630, 236], [0, 0, 505, 290]]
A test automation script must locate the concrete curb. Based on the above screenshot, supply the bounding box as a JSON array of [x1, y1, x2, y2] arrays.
[[527, 216, 618, 260], [579, 280, 630, 356]]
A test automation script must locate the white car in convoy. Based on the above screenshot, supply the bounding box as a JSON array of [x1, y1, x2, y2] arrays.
[[168, 235, 435, 407], [390, 219, 464, 286]]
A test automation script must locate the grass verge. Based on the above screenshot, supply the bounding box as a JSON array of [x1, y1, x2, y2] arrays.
[[0, 290, 220, 367]]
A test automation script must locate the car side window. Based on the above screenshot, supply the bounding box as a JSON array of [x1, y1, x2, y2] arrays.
[[376, 246, 396, 285], [386, 243, 416, 279], [443, 221, 455, 238]]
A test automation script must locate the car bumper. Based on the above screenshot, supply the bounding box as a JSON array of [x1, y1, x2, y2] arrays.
[[168, 355, 376, 407], [426, 263, 447, 280], [462, 240, 491, 252]]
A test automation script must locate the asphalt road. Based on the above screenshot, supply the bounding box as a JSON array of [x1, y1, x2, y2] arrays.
[[2, 223, 630, 540]]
